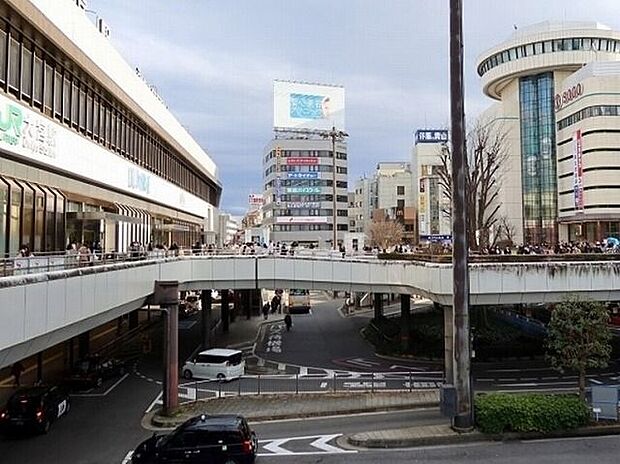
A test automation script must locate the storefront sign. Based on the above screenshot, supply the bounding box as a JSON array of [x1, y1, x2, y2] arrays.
[[286, 157, 319, 166], [286, 186, 321, 194], [573, 129, 584, 211], [275, 216, 329, 224], [287, 201, 320, 208], [287, 172, 319, 179], [0, 93, 210, 218], [128, 167, 151, 194], [415, 129, 448, 144], [275, 177, 282, 205], [248, 194, 264, 206], [555, 83, 583, 112]]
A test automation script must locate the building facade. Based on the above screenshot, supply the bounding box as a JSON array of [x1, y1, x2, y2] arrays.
[[217, 213, 239, 247], [374, 162, 416, 241], [348, 175, 374, 234], [0, 0, 221, 256], [261, 137, 349, 246], [413, 129, 451, 242], [477, 21, 620, 244]]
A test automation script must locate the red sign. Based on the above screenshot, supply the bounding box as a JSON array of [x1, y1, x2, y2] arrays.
[[286, 157, 319, 166], [555, 83, 583, 112]]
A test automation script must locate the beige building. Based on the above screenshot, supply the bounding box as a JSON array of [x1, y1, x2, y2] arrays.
[[477, 21, 620, 244], [412, 130, 451, 242]]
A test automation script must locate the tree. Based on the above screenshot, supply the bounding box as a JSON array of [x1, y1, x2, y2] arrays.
[[546, 296, 611, 401], [436, 120, 510, 250], [369, 217, 404, 251]]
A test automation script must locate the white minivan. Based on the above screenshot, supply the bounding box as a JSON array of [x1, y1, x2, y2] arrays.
[[182, 348, 245, 381]]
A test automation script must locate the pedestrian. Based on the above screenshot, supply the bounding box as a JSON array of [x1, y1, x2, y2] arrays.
[[262, 302, 270, 320], [78, 242, 91, 266], [271, 294, 281, 314], [11, 361, 24, 386], [284, 313, 292, 331]]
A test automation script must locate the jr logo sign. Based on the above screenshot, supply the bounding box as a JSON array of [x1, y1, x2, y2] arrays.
[[0, 104, 23, 145]]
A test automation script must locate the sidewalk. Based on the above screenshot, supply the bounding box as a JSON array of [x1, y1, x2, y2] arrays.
[[149, 390, 440, 429]]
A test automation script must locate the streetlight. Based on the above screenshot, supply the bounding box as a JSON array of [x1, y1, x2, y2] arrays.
[[323, 126, 348, 250]]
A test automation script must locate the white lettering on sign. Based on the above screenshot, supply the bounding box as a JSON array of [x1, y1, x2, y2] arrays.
[[555, 83, 583, 112], [128, 167, 151, 194]]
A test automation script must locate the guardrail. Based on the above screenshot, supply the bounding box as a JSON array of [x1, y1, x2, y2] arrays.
[[178, 371, 443, 403]]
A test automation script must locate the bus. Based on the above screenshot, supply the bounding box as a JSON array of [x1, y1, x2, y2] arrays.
[[288, 289, 311, 314]]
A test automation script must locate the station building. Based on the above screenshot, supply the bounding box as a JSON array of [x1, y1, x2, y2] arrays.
[[0, 0, 221, 257], [477, 21, 620, 244]]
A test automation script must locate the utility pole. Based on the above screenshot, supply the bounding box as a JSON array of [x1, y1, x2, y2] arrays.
[[449, 0, 473, 430], [324, 126, 348, 249]]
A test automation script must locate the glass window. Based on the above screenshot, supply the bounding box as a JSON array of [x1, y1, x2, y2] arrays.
[[397, 186, 405, 195], [44, 187, 56, 252], [34, 187, 44, 251], [79, 88, 86, 130], [8, 180, 22, 255], [54, 191, 65, 251], [86, 93, 93, 132], [33, 54, 43, 104], [9, 36, 19, 90], [21, 45, 32, 97], [62, 74, 71, 121], [0, 29, 6, 84], [0, 180, 7, 257], [534, 42, 543, 54], [20, 182, 34, 249], [71, 82, 79, 124]]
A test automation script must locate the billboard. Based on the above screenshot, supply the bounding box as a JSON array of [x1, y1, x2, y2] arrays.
[[573, 130, 584, 211], [248, 194, 264, 206], [287, 172, 319, 180], [274, 80, 345, 132], [286, 187, 321, 194], [287, 201, 320, 209], [286, 157, 319, 166], [276, 216, 329, 224], [415, 129, 449, 144]]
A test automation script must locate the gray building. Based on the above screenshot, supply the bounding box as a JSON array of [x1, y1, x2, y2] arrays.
[[262, 137, 349, 247]]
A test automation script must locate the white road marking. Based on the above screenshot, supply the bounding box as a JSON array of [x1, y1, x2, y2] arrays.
[[145, 392, 163, 413], [278, 363, 286, 371], [390, 364, 426, 371], [320, 382, 328, 389], [298, 366, 308, 376], [589, 378, 603, 384], [121, 451, 133, 463], [259, 434, 356, 456], [342, 381, 386, 389]]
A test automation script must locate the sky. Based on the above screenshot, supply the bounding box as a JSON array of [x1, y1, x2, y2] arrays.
[[89, 0, 620, 216]]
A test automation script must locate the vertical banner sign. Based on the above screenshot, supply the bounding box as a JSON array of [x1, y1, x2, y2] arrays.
[[573, 130, 584, 211], [275, 146, 282, 205]]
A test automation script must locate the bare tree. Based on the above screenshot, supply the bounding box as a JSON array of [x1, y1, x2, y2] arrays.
[[491, 216, 517, 247], [437, 120, 510, 250], [369, 217, 404, 251]]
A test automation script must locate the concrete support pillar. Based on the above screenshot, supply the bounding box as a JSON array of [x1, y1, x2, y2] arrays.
[[221, 289, 230, 333], [373, 293, 383, 320], [200, 290, 212, 350], [78, 331, 90, 358], [129, 310, 139, 330], [400, 294, 411, 351], [443, 304, 454, 385], [163, 304, 179, 415]]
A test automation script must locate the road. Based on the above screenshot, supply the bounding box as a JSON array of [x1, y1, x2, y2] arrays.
[[253, 296, 620, 391]]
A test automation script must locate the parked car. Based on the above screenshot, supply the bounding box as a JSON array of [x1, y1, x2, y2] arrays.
[[182, 349, 244, 381], [66, 355, 126, 390], [0, 385, 70, 435], [131, 414, 257, 464]]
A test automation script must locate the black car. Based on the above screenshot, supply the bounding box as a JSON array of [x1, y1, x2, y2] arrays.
[[132, 414, 257, 464], [66, 355, 126, 390], [0, 385, 70, 434]]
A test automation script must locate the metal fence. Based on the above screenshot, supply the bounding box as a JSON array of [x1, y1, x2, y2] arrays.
[[178, 371, 442, 403]]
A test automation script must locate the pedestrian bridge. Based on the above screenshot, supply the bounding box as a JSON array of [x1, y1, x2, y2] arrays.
[[1, 254, 620, 368]]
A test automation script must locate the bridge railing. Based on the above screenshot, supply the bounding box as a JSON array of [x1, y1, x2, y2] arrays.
[[178, 371, 443, 402]]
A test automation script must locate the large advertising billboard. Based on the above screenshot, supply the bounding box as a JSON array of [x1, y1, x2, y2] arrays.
[[274, 80, 345, 132], [573, 130, 584, 211]]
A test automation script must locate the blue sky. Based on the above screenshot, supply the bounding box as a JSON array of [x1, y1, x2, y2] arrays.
[[89, 0, 620, 216]]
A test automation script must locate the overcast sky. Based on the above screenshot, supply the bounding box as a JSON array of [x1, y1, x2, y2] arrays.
[[90, 0, 620, 216]]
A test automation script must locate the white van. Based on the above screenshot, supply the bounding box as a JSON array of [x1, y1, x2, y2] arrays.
[[182, 348, 245, 381]]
